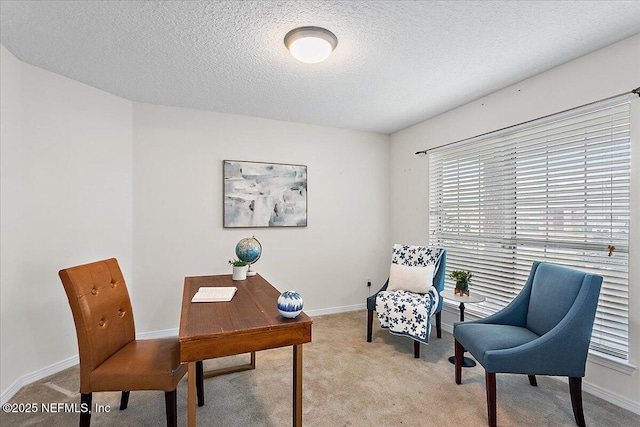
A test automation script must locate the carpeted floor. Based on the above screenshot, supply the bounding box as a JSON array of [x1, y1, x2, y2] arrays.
[[2, 310, 638, 426]]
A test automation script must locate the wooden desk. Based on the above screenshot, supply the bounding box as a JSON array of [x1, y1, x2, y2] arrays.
[[179, 274, 312, 427]]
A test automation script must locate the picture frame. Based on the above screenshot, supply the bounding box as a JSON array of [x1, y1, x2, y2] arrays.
[[223, 160, 308, 228]]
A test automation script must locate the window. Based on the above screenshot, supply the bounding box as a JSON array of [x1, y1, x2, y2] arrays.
[[428, 94, 631, 360]]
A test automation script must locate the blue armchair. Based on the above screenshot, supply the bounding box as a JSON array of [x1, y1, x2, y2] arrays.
[[453, 262, 602, 427], [367, 246, 446, 358]]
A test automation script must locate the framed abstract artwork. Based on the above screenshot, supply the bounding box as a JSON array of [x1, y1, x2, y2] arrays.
[[223, 160, 308, 228]]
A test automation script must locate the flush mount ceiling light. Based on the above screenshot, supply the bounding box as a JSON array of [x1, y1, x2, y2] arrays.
[[284, 26, 338, 64]]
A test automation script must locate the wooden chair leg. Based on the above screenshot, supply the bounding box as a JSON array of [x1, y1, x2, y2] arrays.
[[569, 377, 586, 427], [119, 391, 130, 410], [414, 340, 420, 358], [435, 311, 442, 338], [164, 390, 177, 427], [486, 371, 497, 427], [80, 392, 92, 427], [367, 309, 374, 342], [454, 339, 463, 384], [528, 375, 537, 386], [196, 360, 204, 407]]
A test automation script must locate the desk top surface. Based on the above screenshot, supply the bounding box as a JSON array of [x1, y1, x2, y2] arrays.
[[178, 274, 312, 362]]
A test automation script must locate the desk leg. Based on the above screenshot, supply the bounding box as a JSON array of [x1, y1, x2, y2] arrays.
[[188, 362, 196, 427], [293, 345, 302, 427]]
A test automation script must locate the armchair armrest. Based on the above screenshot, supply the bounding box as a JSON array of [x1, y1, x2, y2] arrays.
[[432, 251, 446, 313], [482, 275, 602, 377]]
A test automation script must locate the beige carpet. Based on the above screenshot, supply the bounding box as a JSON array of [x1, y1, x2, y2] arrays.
[[2, 310, 638, 426]]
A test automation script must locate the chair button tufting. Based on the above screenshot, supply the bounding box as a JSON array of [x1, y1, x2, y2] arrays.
[[111, 282, 116, 288], [117, 309, 124, 316], [91, 288, 97, 295], [99, 320, 105, 327]]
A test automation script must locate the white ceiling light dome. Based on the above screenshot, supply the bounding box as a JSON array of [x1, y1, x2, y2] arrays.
[[284, 26, 338, 64]]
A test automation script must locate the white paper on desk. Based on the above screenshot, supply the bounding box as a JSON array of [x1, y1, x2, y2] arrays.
[[191, 286, 237, 303]]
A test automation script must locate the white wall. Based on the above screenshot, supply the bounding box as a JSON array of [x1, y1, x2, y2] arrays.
[[390, 34, 640, 409], [0, 45, 23, 397], [131, 103, 391, 332], [2, 31, 638, 412], [0, 43, 391, 399], [0, 46, 133, 395]]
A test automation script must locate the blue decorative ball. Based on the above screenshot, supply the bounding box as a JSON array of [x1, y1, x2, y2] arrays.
[[277, 291, 303, 318]]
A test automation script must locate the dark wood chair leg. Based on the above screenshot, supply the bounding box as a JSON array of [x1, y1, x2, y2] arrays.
[[367, 309, 373, 342], [414, 340, 420, 358], [436, 311, 442, 338], [80, 392, 92, 427], [164, 390, 177, 427], [528, 375, 537, 386], [455, 339, 463, 384], [569, 377, 586, 427], [119, 391, 130, 410], [486, 371, 497, 427], [196, 360, 204, 407]]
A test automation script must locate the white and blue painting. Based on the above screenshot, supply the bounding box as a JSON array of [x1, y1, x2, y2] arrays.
[[224, 160, 307, 228]]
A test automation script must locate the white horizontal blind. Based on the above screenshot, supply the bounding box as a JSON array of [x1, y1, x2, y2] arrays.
[[428, 95, 631, 360]]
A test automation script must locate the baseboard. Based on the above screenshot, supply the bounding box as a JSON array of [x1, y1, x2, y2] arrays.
[[0, 329, 178, 405], [305, 303, 365, 317], [136, 327, 179, 339], [132, 306, 371, 335], [1, 354, 79, 405], [7, 303, 636, 415], [439, 306, 640, 416], [582, 380, 640, 415], [0, 305, 363, 404], [542, 376, 640, 416]]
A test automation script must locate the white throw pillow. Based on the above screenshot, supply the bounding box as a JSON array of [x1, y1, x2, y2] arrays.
[[387, 263, 435, 294]]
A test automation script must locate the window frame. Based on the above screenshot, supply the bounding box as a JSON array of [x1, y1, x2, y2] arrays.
[[428, 94, 632, 362]]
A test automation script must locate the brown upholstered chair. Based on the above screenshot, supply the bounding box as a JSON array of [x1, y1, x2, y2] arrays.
[[59, 258, 200, 427]]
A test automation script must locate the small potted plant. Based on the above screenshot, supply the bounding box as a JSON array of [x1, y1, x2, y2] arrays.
[[450, 270, 473, 296], [229, 259, 248, 281]]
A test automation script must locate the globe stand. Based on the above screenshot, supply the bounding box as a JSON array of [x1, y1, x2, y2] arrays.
[[246, 263, 257, 277]]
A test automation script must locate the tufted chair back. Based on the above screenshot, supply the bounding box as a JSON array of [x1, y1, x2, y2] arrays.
[[59, 258, 135, 392]]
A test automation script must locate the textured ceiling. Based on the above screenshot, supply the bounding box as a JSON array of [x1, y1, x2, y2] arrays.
[[1, 1, 639, 135]]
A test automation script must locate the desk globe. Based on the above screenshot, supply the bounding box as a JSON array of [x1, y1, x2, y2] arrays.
[[235, 236, 262, 276]]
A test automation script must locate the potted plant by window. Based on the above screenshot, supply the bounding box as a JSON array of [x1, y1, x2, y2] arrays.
[[229, 259, 248, 281], [450, 270, 473, 296]]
